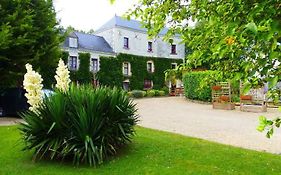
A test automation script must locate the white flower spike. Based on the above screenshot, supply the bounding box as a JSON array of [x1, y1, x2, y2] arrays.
[[23, 63, 43, 112], [55, 59, 71, 92]]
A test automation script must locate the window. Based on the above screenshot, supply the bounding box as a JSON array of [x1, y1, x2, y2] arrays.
[[68, 56, 77, 71], [171, 63, 177, 69], [171, 44, 177, 54], [148, 41, 152, 52], [91, 58, 98, 72], [147, 61, 154, 73], [123, 80, 130, 91], [69, 37, 78, 48], [122, 62, 131, 76], [124, 37, 129, 49], [144, 79, 153, 89]]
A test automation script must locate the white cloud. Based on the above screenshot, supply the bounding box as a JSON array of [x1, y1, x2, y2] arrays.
[[53, 0, 138, 31]]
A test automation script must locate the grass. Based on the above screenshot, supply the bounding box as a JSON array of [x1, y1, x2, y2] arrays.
[[0, 126, 281, 175]]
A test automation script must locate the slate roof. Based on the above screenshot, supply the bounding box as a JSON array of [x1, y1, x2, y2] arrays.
[[96, 15, 169, 35], [63, 32, 114, 53]]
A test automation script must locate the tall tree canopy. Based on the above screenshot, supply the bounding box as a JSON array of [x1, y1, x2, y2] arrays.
[[0, 0, 62, 87], [127, 0, 281, 89]]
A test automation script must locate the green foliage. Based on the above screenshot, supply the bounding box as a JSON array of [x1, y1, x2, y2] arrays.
[[158, 90, 165, 96], [61, 51, 69, 64], [257, 107, 281, 138], [19, 85, 138, 166], [76, 53, 92, 84], [146, 90, 155, 97], [60, 51, 92, 84], [154, 90, 160, 96], [127, 91, 133, 97], [183, 71, 223, 102], [3, 126, 281, 174], [0, 0, 63, 88], [128, 0, 281, 89], [160, 86, 169, 95], [97, 53, 182, 90], [131, 90, 145, 98]]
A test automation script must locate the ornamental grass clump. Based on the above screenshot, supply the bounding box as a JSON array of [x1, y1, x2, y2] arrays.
[[20, 60, 138, 166], [20, 85, 138, 166]]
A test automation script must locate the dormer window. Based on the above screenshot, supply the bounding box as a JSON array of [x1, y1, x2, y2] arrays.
[[69, 37, 78, 48], [124, 37, 129, 49], [148, 41, 152, 52], [171, 44, 177, 54]]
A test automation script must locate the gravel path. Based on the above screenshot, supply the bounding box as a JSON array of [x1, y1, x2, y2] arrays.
[[135, 97, 281, 154]]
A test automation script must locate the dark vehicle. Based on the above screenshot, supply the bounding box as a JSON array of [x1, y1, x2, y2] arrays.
[[0, 88, 29, 117], [0, 88, 54, 117]]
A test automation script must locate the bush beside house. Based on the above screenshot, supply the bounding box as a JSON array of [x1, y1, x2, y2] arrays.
[[183, 71, 222, 102]]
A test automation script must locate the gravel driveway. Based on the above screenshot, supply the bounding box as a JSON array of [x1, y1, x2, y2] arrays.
[[135, 97, 281, 154]]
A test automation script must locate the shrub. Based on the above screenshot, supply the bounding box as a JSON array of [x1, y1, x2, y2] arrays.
[[131, 90, 145, 98], [183, 71, 223, 102], [158, 90, 166, 96], [160, 87, 169, 95], [127, 91, 133, 97], [147, 90, 156, 97], [154, 90, 160, 96], [19, 85, 138, 166], [142, 90, 147, 97]]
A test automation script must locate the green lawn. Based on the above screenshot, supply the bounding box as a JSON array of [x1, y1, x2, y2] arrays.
[[1, 126, 281, 175]]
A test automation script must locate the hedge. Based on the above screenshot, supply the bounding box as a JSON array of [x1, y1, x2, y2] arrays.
[[183, 71, 222, 102], [97, 53, 183, 90]]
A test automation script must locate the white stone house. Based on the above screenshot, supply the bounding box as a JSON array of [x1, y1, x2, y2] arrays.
[[62, 16, 185, 89], [95, 16, 185, 59]]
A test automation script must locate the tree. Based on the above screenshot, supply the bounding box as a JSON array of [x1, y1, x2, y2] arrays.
[[0, 0, 63, 88], [125, 0, 281, 136], [126, 0, 280, 87]]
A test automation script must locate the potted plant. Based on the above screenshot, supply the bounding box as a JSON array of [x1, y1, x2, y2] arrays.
[[240, 95, 252, 101], [220, 95, 230, 102], [212, 85, 222, 91]]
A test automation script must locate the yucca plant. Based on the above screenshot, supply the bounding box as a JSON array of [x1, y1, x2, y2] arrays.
[[19, 85, 138, 166]]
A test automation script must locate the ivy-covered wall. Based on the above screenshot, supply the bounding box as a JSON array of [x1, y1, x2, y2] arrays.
[[97, 53, 183, 90], [62, 52, 182, 89], [61, 51, 92, 84]]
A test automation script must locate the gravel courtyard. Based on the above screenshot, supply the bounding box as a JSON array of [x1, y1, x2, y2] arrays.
[[135, 97, 281, 154]]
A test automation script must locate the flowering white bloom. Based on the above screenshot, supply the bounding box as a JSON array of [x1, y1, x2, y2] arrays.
[[23, 64, 43, 112], [55, 59, 70, 92]]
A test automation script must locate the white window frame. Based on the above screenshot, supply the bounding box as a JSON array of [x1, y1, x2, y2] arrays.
[[147, 60, 154, 73], [122, 62, 131, 76], [171, 63, 177, 69], [68, 56, 78, 71], [144, 79, 153, 89], [91, 58, 99, 72]]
